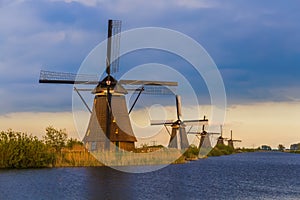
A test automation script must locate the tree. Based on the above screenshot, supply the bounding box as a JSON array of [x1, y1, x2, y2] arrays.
[[278, 144, 285, 152], [43, 126, 67, 152]]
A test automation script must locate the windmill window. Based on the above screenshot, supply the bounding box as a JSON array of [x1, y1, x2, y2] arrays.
[[91, 142, 97, 151]]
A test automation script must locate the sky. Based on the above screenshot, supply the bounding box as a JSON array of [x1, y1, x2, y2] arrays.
[[0, 0, 300, 149]]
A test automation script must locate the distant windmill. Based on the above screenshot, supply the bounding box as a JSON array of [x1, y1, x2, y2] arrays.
[[189, 117, 220, 149], [39, 19, 178, 152], [226, 130, 241, 149], [151, 95, 208, 150], [216, 125, 227, 145]]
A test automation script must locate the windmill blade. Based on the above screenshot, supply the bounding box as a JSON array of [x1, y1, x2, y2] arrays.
[[207, 132, 220, 135], [142, 85, 176, 95], [124, 85, 176, 95], [120, 80, 177, 95], [110, 20, 122, 74], [74, 88, 93, 91], [187, 132, 201, 135], [183, 119, 208, 126], [106, 20, 113, 76], [150, 120, 174, 126], [188, 131, 219, 135], [119, 79, 178, 86], [175, 95, 182, 120], [39, 70, 99, 84], [220, 125, 223, 137], [232, 140, 242, 142]]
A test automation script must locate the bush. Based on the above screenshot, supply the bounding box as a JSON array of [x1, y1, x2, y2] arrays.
[[183, 145, 199, 159], [0, 129, 54, 168], [208, 144, 235, 157]]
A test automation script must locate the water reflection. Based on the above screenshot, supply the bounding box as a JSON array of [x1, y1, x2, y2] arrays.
[[1, 152, 300, 200]]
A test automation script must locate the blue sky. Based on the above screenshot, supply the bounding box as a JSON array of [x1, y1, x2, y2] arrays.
[[1, 0, 300, 113], [1, 0, 300, 148]]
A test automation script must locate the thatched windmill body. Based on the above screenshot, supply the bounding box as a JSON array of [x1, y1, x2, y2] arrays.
[[39, 19, 177, 152]]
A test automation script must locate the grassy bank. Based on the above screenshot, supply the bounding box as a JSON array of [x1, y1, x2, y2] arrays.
[[0, 128, 190, 168], [0, 128, 250, 169], [207, 144, 235, 157]]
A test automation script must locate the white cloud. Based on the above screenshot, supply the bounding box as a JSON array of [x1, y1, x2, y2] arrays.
[[109, 0, 218, 13], [176, 0, 218, 9], [48, 0, 217, 11], [49, 0, 101, 7]]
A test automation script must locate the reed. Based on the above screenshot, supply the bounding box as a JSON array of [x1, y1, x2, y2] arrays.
[[90, 148, 186, 166], [53, 145, 103, 167]]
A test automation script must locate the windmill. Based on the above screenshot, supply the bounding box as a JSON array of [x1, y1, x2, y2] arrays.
[[216, 125, 227, 145], [39, 19, 178, 152], [151, 95, 208, 150], [188, 117, 220, 149], [226, 130, 241, 149]]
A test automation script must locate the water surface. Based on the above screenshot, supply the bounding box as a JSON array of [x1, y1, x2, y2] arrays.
[[0, 152, 299, 199]]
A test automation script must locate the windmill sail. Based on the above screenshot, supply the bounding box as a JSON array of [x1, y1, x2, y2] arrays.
[[110, 20, 121, 74], [106, 19, 122, 75], [176, 95, 182, 120], [39, 70, 99, 84]]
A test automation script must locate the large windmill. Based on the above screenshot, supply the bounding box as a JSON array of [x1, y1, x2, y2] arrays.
[[151, 95, 208, 150], [226, 130, 241, 149], [39, 19, 178, 152]]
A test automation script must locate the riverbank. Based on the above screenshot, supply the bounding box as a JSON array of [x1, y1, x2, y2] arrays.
[[0, 128, 257, 169]]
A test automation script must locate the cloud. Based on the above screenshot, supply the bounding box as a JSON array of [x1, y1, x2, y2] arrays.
[[0, 1, 103, 114], [176, 0, 217, 9], [225, 101, 300, 148], [1, 0, 300, 116], [49, 0, 100, 7], [0, 112, 78, 139], [49, 0, 218, 10]]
